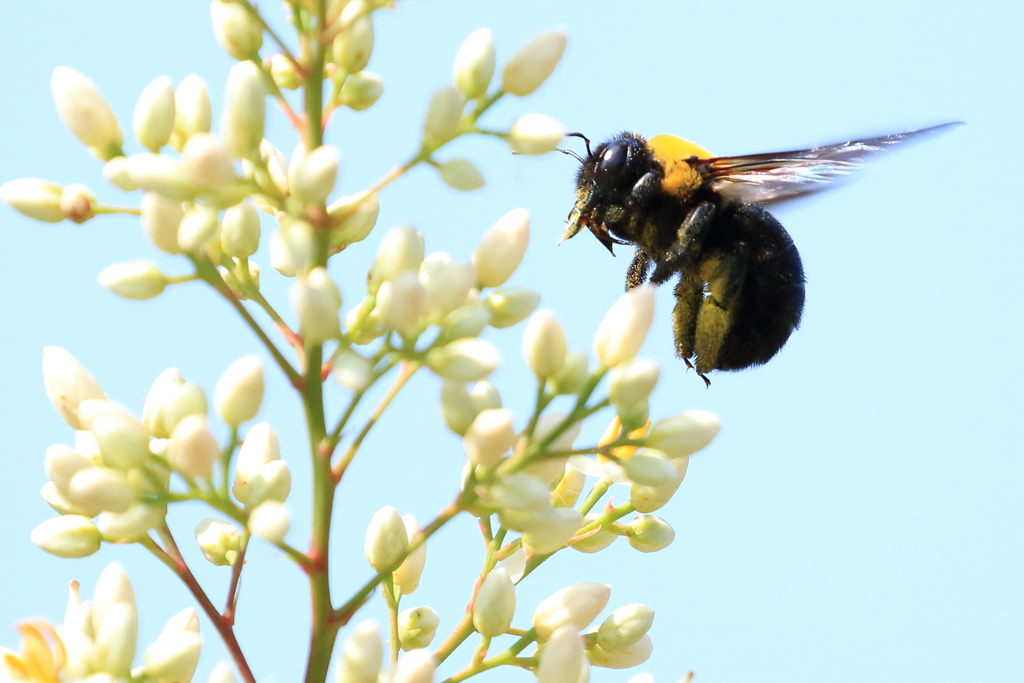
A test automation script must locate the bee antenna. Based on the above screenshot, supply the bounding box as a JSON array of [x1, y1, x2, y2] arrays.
[[565, 132, 592, 157], [556, 148, 585, 163]]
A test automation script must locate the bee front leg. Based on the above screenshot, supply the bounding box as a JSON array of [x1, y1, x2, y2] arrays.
[[629, 172, 662, 206], [625, 249, 651, 290], [650, 202, 716, 285]]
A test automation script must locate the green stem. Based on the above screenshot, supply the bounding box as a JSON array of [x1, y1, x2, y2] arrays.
[[384, 577, 401, 664], [94, 205, 141, 216], [441, 628, 537, 683]]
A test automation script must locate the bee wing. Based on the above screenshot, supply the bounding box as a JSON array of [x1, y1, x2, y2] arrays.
[[695, 122, 962, 204]]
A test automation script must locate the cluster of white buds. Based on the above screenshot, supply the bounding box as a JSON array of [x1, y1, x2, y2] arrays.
[[0, 563, 211, 682]]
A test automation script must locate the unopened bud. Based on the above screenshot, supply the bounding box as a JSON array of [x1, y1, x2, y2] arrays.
[[340, 71, 383, 111], [377, 272, 426, 334], [472, 208, 529, 288], [586, 636, 653, 669], [646, 410, 721, 458], [97, 503, 166, 542], [484, 286, 540, 328], [144, 609, 202, 683], [536, 625, 584, 683], [233, 421, 281, 504], [502, 31, 567, 97], [368, 225, 424, 294], [453, 28, 495, 99], [143, 369, 208, 438], [509, 114, 564, 155], [31, 515, 102, 558], [551, 464, 586, 508], [463, 408, 514, 468], [626, 515, 674, 553], [214, 355, 264, 426], [270, 219, 315, 276], [60, 184, 97, 223], [173, 75, 212, 149], [364, 505, 408, 571], [334, 3, 375, 72], [491, 473, 550, 512], [291, 267, 343, 343], [183, 133, 237, 190], [333, 350, 374, 393], [422, 86, 464, 148], [178, 205, 220, 252], [195, 518, 241, 566], [222, 61, 266, 160], [219, 200, 260, 256], [328, 191, 379, 245], [393, 514, 426, 594], [609, 359, 659, 409], [68, 466, 135, 513], [439, 381, 478, 436], [470, 380, 501, 411], [42, 346, 106, 430], [270, 53, 300, 90], [134, 76, 176, 151], [473, 567, 516, 637], [521, 309, 567, 378], [624, 449, 674, 486], [90, 410, 150, 470], [630, 456, 688, 513], [397, 607, 439, 650], [141, 192, 184, 254], [427, 338, 499, 381], [104, 157, 139, 192], [99, 261, 167, 300], [596, 604, 654, 652], [51, 66, 122, 155], [522, 507, 582, 555], [211, 0, 264, 60], [208, 663, 238, 683], [248, 500, 290, 543], [439, 301, 490, 342], [0, 178, 65, 222], [392, 649, 436, 683], [437, 157, 484, 191], [533, 582, 610, 640], [571, 513, 618, 554], [594, 286, 655, 368], [419, 253, 476, 325], [290, 144, 340, 205], [337, 621, 382, 683], [166, 415, 220, 480]]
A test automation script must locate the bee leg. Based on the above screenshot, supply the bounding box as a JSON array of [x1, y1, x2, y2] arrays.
[[625, 249, 651, 290], [630, 172, 662, 205], [693, 249, 749, 377], [672, 271, 703, 368], [650, 202, 716, 285]]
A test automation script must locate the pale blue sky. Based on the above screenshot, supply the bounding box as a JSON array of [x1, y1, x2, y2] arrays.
[[1, 2, 1021, 683]]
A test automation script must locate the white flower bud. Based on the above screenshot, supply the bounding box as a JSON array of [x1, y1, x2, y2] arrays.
[[340, 71, 384, 111], [596, 604, 654, 652], [94, 601, 138, 677], [453, 28, 495, 99], [502, 31, 567, 96], [470, 380, 501, 411], [166, 415, 220, 480], [522, 309, 567, 379], [97, 503, 166, 542], [290, 144, 340, 205], [93, 561, 137, 618], [491, 472, 550, 512], [463, 408, 515, 468], [484, 286, 540, 329], [248, 500, 290, 543], [624, 449, 674, 487], [270, 53, 301, 90], [75, 398, 129, 431], [144, 608, 202, 683], [393, 514, 426, 594], [497, 548, 526, 584], [90, 411, 150, 470], [98, 260, 167, 300], [104, 157, 139, 191], [571, 513, 618, 554], [364, 505, 408, 572], [377, 272, 427, 334], [143, 369, 208, 438], [173, 75, 212, 148], [141, 192, 184, 254], [51, 66, 122, 153], [472, 208, 530, 288], [208, 662, 238, 683], [220, 200, 261, 256], [551, 350, 589, 395], [246, 459, 292, 506], [31, 515, 101, 558], [183, 133, 237, 190], [60, 183, 97, 223], [522, 507, 583, 555], [509, 114, 564, 155], [211, 0, 264, 60], [178, 205, 220, 251], [368, 225, 425, 294], [195, 518, 241, 566], [345, 296, 386, 345], [328, 191, 379, 245], [609, 359, 660, 409], [419, 253, 476, 325], [0, 178, 65, 222], [215, 356, 264, 426], [437, 157, 485, 191], [439, 381, 478, 436], [427, 338, 500, 381], [126, 153, 196, 201], [334, 3, 375, 72], [291, 267, 343, 343], [337, 621, 383, 683], [646, 410, 721, 458], [259, 138, 289, 195], [627, 515, 674, 553], [422, 86, 464, 148], [271, 219, 315, 276], [67, 466, 135, 513], [134, 76, 175, 151], [536, 625, 584, 683], [397, 607, 439, 650], [333, 351, 374, 392], [42, 347, 106, 430], [586, 636, 653, 669], [533, 582, 611, 640], [45, 444, 93, 500], [551, 464, 586, 508], [440, 301, 490, 341], [473, 567, 516, 637], [594, 286, 656, 368], [233, 421, 280, 499], [630, 456, 688, 513], [392, 649, 436, 683], [222, 61, 266, 160]]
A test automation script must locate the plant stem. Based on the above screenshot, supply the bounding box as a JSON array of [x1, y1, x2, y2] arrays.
[[223, 531, 250, 624]]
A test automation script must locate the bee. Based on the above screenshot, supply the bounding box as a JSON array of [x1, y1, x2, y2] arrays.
[[559, 123, 961, 386]]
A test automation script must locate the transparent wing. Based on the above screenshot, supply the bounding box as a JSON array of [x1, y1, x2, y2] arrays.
[[695, 122, 962, 204]]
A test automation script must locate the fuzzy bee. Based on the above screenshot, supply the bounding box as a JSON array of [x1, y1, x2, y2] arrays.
[[559, 123, 960, 386]]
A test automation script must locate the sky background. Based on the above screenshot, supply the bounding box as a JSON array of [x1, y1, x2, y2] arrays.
[[1, 2, 1021, 683]]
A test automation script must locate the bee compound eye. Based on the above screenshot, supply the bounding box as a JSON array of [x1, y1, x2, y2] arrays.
[[597, 141, 629, 178]]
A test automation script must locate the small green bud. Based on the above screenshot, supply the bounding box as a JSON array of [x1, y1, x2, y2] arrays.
[[626, 514, 674, 553], [586, 636, 653, 669], [571, 513, 618, 554], [422, 86, 464, 148], [269, 53, 301, 90], [596, 604, 655, 652], [501, 31, 567, 96], [484, 286, 540, 328], [172, 75, 212, 150], [221, 200, 261, 256], [437, 157, 485, 191], [453, 28, 495, 99], [426, 338, 500, 381], [509, 113, 564, 155], [178, 206, 220, 252], [211, 0, 264, 60], [472, 208, 530, 288], [551, 350, 589, 395], [98, 261, 167, 300], [397, 607, 439, 651], [334, 2, 375, 72], [341, 71, 384, 111], [31, 515, 102, 559], [522, 309, 567, 378], [329, 191, 379, 245], [0, 178, 65, 222], [134, 76, 176, 151]]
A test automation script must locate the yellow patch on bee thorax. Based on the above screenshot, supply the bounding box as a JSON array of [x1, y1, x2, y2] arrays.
[[649, 134, 713, 198]]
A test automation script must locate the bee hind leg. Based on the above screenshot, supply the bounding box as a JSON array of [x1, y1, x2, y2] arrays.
[[650, 202, 716, 285], [625, 249, 651, 290], [672, 272, 703, 369], [693, 248, 749, 377]]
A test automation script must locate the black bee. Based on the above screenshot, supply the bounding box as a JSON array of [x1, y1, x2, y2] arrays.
[[559, 123, 960, 386]]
